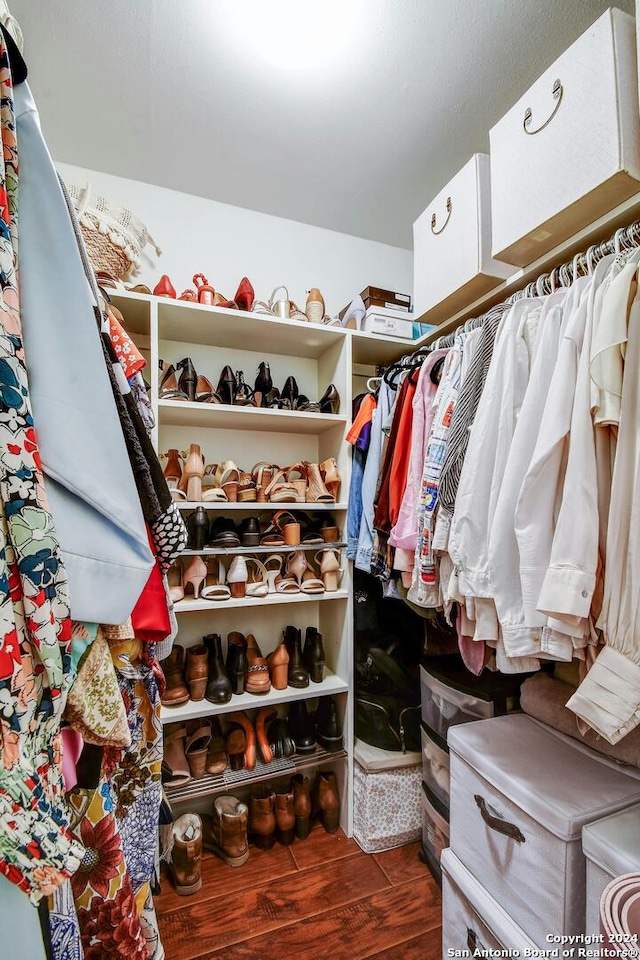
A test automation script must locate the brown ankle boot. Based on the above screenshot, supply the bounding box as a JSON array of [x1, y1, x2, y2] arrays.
[[249, 785, 276, 849], [169, 813, 203, 895], [206, 716, 228, 775], [275, 783, 295, 846], [315, 770, 340, 834], [203, 795, 249, 867], [225, 711, 256, 770], [160, 645, 189, 706], [185, 644, 209, 701], [292, 773, 312, 839]]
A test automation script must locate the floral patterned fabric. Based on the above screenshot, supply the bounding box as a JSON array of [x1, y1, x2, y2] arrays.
[[0, 36, 85, 900], [64, 625, 131, 749]]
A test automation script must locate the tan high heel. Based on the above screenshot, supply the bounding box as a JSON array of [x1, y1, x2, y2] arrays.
[[266, 643, 289, 690], [319, 458, 341, 501], [265, 468, 304, 503], [183, 444, 205, 502], [215, 461, 240, 502], [168, 562, 185, 602], [305, 462, 334, 503], [182, 555, 208, 599], [163, 449, 186, 500], [314, 549, 342, 592], [264, 554, 283, 593], [252, 461, 278, 503], [285, 550, 307, 588]]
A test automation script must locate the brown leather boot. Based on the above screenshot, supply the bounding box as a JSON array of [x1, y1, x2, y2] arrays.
[[160, 645, 189, 706], [206, 716, 228, 775], [266, 642, 289, 690], [202, 795, 249, 867], [169, 813, 203, 895], [315, 770, 340, 834], [245, 634, 271, 695], [249, 785, 276, 849], [225, 711, 256, 770], [185, 644, 209, 701], [292, 773, 312, 839], [256, 706, 278, 763], [275, 783, 295, 846]]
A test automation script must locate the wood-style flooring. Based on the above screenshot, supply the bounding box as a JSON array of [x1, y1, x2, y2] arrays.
[[155, 826, 442, 960]]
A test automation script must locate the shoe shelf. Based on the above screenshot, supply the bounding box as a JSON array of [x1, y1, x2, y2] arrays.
[[180, 542, 347, 556], [172, 591, 349, 614], [165, 746, 347, 805], [350, 329, 416, 365], [161, 670, 349, 725], [158, 399, 347, 434], [176, 501, 348, 512]]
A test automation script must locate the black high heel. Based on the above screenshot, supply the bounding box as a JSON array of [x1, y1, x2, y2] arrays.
[[176, 358, 197, 402], [187, 506, 209, 550], [217, 365, 236, 405], [280, 376, 299, 407], [319, 384, 340, 415], [159, 360, 188, 401], [254, 362, 273, 408], [234, 371, 255, 406]]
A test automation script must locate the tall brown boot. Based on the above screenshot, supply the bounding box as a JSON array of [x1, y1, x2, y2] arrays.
[[203, 795, 249, 867], [256, 706, 278, 763], [249, 785, 276, 849], [185, 644, 209, 701], [225, 711, 256, 770], [315, 770, 340, 834], [160, 645, 189, 706], [292, 773, 312, 839], [169, 813, 203, 896], [275, 783, 295, 845]]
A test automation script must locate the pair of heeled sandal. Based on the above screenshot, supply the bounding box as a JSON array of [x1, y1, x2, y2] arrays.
[[164, 717, 228, 786], [265, 548, 343, 595]]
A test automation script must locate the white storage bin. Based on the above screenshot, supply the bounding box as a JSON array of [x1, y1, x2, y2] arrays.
[[449, 715, 640, 944], [353, 739, 422, 853], [362, 309, 414, 339], [413, 154, 513, 323], [490, 8, 640, 267], [583, 804, 640, 936], [421, 781, 449, 864], [442, 848, 542, 953], [421, 724, 451, 808], [420, 664, 494, 742]]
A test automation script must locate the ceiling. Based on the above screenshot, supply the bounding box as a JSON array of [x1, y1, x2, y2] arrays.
[[11, 0, 633, 249]]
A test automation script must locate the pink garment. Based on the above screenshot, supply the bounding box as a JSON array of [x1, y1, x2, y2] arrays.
[[389, 350, 448, 568], [457, 608, 488, 676], [60, 727, 84, 791]]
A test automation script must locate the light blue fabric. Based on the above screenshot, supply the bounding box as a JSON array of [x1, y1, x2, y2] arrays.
[[0, 874, 48, 959], [355, 382, 393, 572], [15, 82, 154, 623], [346, 445, 366, 560]]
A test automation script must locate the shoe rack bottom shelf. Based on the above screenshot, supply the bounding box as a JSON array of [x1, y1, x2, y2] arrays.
[[166, 746, 347, 805]]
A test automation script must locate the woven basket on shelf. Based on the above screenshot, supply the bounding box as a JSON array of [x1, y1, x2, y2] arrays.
[[64, 181, 162, 281]]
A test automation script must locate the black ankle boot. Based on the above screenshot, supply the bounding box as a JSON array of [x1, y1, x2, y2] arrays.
[[316, 696, 343, 752], [226, 632, 248, 695], [288, 700, 316, 753], [176, 357, 197, 402], [303, 627, 325, 683], [203, 634, 232, 704], [187, 506, 209, 550], [254, 362, 273, 407], [283, 626, 309, 689]]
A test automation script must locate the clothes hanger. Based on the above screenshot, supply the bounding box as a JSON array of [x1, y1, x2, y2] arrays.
[[366, 376, 381, 393]]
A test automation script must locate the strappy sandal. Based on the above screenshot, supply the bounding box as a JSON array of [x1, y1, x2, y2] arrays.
[[234, 371, 256, 406], [314, 548, 343, 592], [252, 461, 278, 503], [260, 510, 299, 546], [237, 471, 257, 502], [305, 461, 335, 503], [265, 555, 284, 593], [214, 461, 240, 502], [275, 563, 301, 594], [285, 463, 308, 500], [195, 374, 222, 404], [200, 559, 231, 601], [202, 464, 229, 503], [185, 719, 213, 779], [164, 723, 191, 787], [159, 361, 188, 401], [319, 458, 341, 501], [245, 557, 269, 598], [300, 557, 325, 594]]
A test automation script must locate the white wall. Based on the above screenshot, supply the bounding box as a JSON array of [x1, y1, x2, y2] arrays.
[[57, 163, 413, 317]]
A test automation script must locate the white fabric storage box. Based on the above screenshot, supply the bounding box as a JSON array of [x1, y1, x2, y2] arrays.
[[442, 848, 541, 953], [490, 8, 640, 267], [421, 781, 450, 864], [449, 715, 640, 944], [583, 804, 640, 936], [362, 308, 414, 339], [353, 738, 422, 853], [421, 723, 451, 808], [413, 154, 513, 323]]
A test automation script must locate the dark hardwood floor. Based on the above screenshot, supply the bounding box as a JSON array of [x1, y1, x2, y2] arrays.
[[155, 825, 442, 960]]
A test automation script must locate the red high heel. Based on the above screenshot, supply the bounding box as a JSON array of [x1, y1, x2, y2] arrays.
[[234, 277, 254, 312], [179, 289, 197, 302], [193, 273, 216, 305], [153, 274, 177, 298]]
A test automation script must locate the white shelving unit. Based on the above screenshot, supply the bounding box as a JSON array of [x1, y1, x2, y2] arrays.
[[113, 290, 409, 835]]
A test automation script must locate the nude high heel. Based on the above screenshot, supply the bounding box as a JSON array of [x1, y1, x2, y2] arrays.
[[319, 458, 341, 501], [184, 444, 205, 502], [285, 550, 307, 588], [265, 555, 283, 593], [305, 462, 334, 503], [182, 555, 208, 599], [314, 549, 342, 592]]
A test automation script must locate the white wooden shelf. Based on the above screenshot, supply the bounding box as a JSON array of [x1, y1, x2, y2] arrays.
[[180, 543, 346, 556], [165, 746, 347, 805], [176, 501, 348, 512], [350, 329, 416, 365], [161, 670, 348, 725], [158, 399, 347, 433], [173, 590, 348, 613]]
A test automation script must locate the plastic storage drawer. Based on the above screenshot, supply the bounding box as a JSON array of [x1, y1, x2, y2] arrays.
[[421, 723, 451, 809], [421, 781, 449, 868], [413, 153, 513, 323], [449, 715, 640, 945], [490, 8, 640, 266], [582, 804, 640, 936]]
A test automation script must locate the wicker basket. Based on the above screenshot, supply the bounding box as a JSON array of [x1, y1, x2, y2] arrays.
[[64, 182, 161, 281]]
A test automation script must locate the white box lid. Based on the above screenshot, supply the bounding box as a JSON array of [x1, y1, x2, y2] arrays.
[[583, 804, 640, 876], [354, 738, 421, 772], [448, 715, 640, 840]]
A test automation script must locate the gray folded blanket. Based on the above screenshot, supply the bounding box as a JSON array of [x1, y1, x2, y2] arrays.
[[520, 673, 640, 769]]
